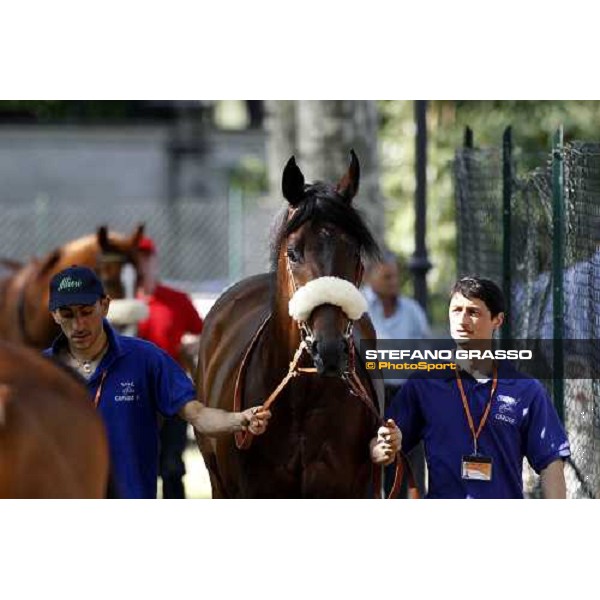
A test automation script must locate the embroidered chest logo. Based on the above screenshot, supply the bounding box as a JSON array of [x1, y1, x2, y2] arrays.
[[495, 394, 520, 425], [115, 380, 138, 402]]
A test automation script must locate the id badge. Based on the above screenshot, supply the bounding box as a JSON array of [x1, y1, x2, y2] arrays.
[[461, 455, 493, 481]]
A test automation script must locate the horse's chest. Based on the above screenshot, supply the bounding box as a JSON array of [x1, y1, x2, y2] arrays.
[[237, 345, 378, 497], [246, 378, 374, 469]]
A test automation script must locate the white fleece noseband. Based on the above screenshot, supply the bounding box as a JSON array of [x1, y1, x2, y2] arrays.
[[107, 298, 149, 326], [288, 276, 367, 322]]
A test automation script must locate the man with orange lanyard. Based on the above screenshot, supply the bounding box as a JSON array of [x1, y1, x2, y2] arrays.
[[43, 266, 271, 499], [387, 277, 570, 498], [135, 236, 204, 499]]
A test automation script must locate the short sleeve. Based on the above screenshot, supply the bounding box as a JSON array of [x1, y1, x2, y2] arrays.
[[524, 381, 571, 473], [385, 378, 425, 454], [148, 346, 197, 417]]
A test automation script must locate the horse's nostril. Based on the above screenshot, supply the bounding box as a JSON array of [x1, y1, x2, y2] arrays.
[[311, 336, 349, 378]]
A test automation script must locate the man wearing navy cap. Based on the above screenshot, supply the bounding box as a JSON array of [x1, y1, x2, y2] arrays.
[[387, 276, 570, 499], [43, 265, 271, 499]]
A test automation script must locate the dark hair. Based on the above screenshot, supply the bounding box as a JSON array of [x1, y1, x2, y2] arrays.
[[450, 276, 505, 317]]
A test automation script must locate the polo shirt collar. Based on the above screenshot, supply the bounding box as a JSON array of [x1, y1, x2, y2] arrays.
[[49, 318, 124, 360]]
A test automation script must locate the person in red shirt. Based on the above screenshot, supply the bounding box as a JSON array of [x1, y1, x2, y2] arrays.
[[137, 236, 204, 499]]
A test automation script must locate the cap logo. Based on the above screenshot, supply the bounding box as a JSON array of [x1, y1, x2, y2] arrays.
[[57, 276, 83, 292]]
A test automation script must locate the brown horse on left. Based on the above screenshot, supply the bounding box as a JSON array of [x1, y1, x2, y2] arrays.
[[0, 225, 144, 349], [0, 341, 109, 498]]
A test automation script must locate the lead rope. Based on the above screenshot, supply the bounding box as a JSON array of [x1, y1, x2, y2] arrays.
[[345, 338, 419, 499], [234, 246, 418, 498]]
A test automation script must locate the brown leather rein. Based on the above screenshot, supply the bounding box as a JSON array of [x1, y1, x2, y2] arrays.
[[231, 256, 419, 499]]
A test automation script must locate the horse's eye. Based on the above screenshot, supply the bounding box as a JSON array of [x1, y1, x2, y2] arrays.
[[286, 247, 302, 263]]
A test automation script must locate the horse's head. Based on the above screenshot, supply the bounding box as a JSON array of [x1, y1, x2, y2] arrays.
[[0, 225, 148, 350], [95, 225, 148, 330], [275, 151, 379, 377], [96, 224, 144, 299]]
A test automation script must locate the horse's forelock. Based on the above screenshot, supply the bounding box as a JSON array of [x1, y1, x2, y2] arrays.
[[269, 185, 380, 271]]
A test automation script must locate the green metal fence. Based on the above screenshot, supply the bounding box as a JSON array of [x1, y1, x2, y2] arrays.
[[454, 127, 600, 498]]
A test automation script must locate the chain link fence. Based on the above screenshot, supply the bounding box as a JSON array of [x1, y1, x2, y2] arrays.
[[454, 133, 600, 498], [0, 194, 279, 295], [454, 147, 503, 283]]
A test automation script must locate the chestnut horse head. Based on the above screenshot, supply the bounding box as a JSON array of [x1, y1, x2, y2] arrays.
[[272, 150, 379, 376], [0, 224, 145, 349]]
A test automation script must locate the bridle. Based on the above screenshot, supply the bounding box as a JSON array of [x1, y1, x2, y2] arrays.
[[234, 239, 376, 451], [97, 251, 135, 297], [285, 251, 363, 360], [231, 211, 417, 499]]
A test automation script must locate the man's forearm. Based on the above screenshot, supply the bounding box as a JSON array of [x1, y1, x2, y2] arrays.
[[540, 459, 567, 499], [178, 400, 246, 436]]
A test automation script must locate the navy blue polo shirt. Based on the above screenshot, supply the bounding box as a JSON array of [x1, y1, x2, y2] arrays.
[[387, 362, 570, 499], [43, 320, 196, 499]]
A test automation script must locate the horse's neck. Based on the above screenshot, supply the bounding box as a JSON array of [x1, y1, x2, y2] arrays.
[[59, 244, 98, 270], [61, 237, 98, 260]]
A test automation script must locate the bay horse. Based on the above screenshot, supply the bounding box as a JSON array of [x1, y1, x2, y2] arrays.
[[0, 225, 146, 349], [196, 151, 389, 498], [0, 340, 109, 498]]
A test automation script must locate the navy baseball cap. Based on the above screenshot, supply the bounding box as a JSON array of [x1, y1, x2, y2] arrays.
[[49, 266, 106, 311]]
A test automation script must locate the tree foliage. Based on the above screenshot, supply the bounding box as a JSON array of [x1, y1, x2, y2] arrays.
[[378, 100, 600, 328]]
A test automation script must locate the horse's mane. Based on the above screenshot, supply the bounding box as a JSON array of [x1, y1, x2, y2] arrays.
[[59, 229, 135, 256], [60, 234, 98, 255], [269, 182, 380, 271]]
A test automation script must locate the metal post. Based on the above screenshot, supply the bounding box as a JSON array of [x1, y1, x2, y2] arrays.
[[409, 100, 432, 313], [464, 126, 474, 149], [164, 103, 205, 280], [502, 127, 513, 342], [552, 127, 565, 422], [407, 100, 431, 497], [456, 127, 474, 277]]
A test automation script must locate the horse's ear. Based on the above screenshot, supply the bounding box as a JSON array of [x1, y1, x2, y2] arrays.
[[336, 149, 360, 203], [37, 249, 61, 279], [131, 223, 145, 245], [282, 156, 305, 206], [97, 225, 110, 251]]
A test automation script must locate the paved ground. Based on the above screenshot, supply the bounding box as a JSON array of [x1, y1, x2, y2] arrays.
[[157, 428, 213, 499], [181, 443, 212, 499]]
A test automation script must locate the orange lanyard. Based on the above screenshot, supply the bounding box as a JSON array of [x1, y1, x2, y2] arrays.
[[455, 363, 498, 455], [93, 371, 108, 409]]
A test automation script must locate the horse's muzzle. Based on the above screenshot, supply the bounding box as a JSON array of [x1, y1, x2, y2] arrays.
[[311, 336, 349, 377]]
